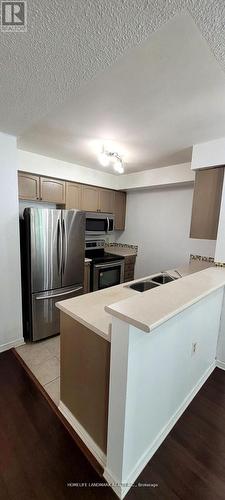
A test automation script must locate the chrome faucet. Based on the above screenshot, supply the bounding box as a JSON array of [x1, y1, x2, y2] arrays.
[[161, 269, 182, 279], [173, 269, 183, 278]]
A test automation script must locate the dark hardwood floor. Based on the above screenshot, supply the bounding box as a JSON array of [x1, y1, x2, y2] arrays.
[[1, 350, 225, 500]]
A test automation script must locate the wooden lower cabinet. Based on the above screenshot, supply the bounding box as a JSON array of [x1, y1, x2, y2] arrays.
[[66, 182, 82, 209], [84, 262, 90, 293], [18, 172, 40, 200], [124, 255, 136, 282], [60, 313, 110, 453], [40, 177, 65, 204]]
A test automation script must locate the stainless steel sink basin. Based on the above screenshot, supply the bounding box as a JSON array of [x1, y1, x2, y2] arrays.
[[128, 281, 160, 292], [126, 272, 180, 292], [151, 273, 177, 284]]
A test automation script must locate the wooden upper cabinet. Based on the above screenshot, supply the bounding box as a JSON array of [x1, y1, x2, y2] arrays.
[[66, 182, 82, 209], [190, 167, 224, 240], [99, 188, 115, 213], [81, 185, 99, 212], [40, 177, 65, 204], [18, 172, 127, 229], [18, 172, 40, 200], [114, 191, 126, 230]]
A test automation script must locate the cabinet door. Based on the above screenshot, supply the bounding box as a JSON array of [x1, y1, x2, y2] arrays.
[[18, 172, 40, 200], [84, 263, 90, 294], [82, 185, 99, 212], [190, 167, 224, 240], [66, 182, 82, 209], [40, 177, 65, 204], [114, 191, 126, 230], [99, 188, 115, 213]]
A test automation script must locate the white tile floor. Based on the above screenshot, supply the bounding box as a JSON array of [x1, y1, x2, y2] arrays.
[[16, 336, 60, 406]]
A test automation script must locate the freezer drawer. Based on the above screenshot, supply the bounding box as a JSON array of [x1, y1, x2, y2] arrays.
[[31, 285, 83, 341]]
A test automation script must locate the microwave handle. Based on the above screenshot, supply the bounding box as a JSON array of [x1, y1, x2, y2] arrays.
[[106, 217, 109, 233]]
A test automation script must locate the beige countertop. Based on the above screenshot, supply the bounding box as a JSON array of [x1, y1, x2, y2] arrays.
[[56, 283, 139, 341], [106, 267, 225, 333], [56, 259, 221, 341], [105, 245, 137, 257]]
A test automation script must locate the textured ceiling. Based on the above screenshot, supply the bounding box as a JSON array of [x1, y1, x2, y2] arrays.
[[1, 0, 225, 136], [1, 1, 225, 173], [18, 12, 225, 173]]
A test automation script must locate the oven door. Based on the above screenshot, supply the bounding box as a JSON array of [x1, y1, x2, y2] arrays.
[[93, 261, 124, 291]]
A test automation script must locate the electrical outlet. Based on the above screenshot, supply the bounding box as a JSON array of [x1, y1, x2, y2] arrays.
[[192, 342, 197, 356]]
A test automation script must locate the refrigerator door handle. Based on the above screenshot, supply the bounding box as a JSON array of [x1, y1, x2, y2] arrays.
[[57, 218, 63, 275], [62, 218, 68, 274], [35, 286, 83, 301]]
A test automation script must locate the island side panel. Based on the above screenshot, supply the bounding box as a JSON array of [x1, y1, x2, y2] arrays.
[[60, 313, 110, 453], [105, 288, 224, 498], [216, 288, 225, 369]]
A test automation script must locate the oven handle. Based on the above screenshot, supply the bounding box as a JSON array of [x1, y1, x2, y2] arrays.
[[94, 261, 124, 269]]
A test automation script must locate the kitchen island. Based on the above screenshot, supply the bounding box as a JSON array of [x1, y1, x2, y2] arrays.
[[56, 264, 225, 499]]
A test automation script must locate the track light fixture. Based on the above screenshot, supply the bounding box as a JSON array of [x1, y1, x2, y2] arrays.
[[98, 146, 124, 174]]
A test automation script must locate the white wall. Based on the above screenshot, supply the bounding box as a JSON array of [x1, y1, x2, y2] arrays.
[[215, 175, 225, 263], [192, 137, 225, 170], [0, 133, 23, 352], [117, 162, 194, 190], [116, 185, 216, 278], [18, 149, 119, 190], [18, 149, 195, 191]]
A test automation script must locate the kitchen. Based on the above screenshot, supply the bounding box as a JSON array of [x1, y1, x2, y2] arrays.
[[15, 144, 225, 499], [1, 4, 225, 500]]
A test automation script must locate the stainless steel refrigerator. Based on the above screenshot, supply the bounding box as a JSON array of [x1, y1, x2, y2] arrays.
[[20, 207, 85, 341]]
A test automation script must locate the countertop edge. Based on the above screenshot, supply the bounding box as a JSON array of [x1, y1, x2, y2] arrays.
[[105, 278, 225, 334], [56, 302, 111, 342], [104, 305, 150, 332]]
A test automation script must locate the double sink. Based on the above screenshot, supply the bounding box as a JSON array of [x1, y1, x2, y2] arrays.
[[127, 273, 178, 292]]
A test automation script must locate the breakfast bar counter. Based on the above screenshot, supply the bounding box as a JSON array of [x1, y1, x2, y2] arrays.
[[106, 267, 225, 333], [56, 261, 225, 499], [56, 260, 218, 340]]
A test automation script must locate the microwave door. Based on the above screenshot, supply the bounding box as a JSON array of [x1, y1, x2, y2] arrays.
[[86, 216, 107, 234]]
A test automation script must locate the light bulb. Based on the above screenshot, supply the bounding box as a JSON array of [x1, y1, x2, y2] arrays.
[[114, 160, 124, 174], [98, 151, 109, 167]]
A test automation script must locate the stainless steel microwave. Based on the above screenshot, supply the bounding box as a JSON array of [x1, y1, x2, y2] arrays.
[[85, 212, 114, 235]]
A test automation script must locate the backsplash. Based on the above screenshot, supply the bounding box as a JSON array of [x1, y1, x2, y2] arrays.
[[190, 254, 225, 268], [104, 242, 138, 252], [190, 254, 214, 263]]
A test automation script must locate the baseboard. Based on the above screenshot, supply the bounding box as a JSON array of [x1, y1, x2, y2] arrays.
[[0, 337, 25, 354], [58, 401, 106, 469], [104, 361, 216, 499], [216, 360, 225, 371]]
